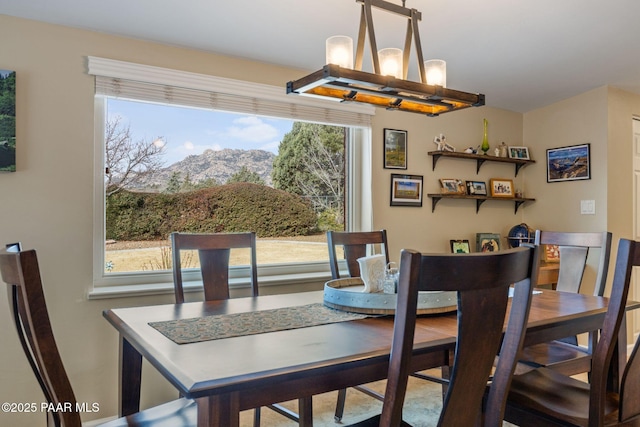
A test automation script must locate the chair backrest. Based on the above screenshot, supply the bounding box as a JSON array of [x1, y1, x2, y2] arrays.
[[590, 238, 640, 424], [326, 230, 390, 280], [534, 230, 612, 296], [170, 232, 258, 303], [0, 248, 81, 427], [378, 246, 539, 427]]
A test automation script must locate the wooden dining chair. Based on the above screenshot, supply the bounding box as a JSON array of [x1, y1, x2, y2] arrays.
[[344, 245, 540, 427], [502, 237, 640, 427], [518, 230, 612, 376], [170, 231, 310, 426], [0, 246, 197, 427], [326, 229, 390, 422]]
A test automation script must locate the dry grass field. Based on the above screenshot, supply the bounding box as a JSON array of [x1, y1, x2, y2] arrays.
[[104, 234, 333, 273]]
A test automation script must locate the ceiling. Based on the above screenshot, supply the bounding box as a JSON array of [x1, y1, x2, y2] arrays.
[[2, 0, 640, 113]]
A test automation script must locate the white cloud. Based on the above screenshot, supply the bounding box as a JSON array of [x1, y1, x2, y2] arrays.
[[226, 116, 279, 143]]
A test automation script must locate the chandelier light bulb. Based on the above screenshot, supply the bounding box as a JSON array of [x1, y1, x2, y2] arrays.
[[425, 59, 447, 87], [326, 36, 354, 69], [378, 48, 403, 78]]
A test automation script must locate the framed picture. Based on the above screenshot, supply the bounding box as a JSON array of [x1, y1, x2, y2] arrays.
[[476, 233, 501, 252], [543, 244, 560, 262], [546, 143, 591, 183], [0, 69, 16, 173], [508, 146, 530, 160], [465, 180, 487, 196], [390, 174, 423, 207], [440, 178, 465, 194], [489, 178, 514, 198], [383, 128, 407, 169], [450, 239, 470, 253]]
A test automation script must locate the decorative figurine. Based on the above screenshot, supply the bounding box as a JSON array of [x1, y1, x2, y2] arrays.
[[499, 141, 508, 157]]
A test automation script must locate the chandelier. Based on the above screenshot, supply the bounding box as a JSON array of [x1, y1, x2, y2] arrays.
[[286, 0, 485, 117]]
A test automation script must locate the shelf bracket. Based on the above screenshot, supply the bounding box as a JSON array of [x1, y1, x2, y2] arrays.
[[475, 158, 487, 174], [514, 163, 525, 177], [514, 200, 526, 214], [476, 199, 487, 214], [431, 196, 442, 212], [431, 153, 441, 171]]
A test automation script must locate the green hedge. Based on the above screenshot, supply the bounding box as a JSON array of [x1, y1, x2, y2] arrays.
[[106, 182, 318, 240]]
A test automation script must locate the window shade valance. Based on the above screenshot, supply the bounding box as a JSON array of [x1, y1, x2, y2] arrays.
[[88, 56, 374, 127]]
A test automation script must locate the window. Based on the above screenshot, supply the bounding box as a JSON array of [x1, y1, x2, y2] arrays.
[[89, 57, 374, 296]]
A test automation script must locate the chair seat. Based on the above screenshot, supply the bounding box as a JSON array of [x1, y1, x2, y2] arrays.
[[519, 340, 591, 373], [99, 398, 196, 427], [346, 414, 412, 427], [508, 368, 620, 426]]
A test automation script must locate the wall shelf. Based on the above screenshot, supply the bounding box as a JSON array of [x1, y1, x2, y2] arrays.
[[427, 193, 536, 214], [428, 151, 535, 176]]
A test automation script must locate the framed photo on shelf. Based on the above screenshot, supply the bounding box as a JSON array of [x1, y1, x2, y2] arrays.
[[450, 239, 471, 253], [508, 146, 530, 160], [465, 180, 487, 196], [440, 178, 465, 194], [390, 174, 423, 207], [489, 178, 514, 198], [543, 244, 560, 262], [476, 233, 501, 252], [383, 128, 407, 169], [546, 143, 591, 183]]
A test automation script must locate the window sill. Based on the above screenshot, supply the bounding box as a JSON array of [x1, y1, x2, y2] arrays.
[[87, 270, 332, 300]]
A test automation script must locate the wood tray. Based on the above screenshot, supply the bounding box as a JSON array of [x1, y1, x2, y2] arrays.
[[324, 278, 457, 315]]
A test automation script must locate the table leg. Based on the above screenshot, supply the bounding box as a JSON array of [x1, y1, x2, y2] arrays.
[[196, 393, 240, 427], [298, 397, 313, 426], [119, 336, 142, 416]]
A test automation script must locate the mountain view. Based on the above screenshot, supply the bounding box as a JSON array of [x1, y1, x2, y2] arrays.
[[129, 148, 275, 191]]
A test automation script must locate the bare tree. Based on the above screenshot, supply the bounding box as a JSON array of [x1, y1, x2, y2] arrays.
[[105, 116, 165, 196], [295, 129, 344, 218]]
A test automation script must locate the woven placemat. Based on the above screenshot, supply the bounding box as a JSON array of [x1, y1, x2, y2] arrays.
[[149, 303, 371, 344]]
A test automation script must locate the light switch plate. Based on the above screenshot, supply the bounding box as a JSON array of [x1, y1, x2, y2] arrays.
[[580, 199, 595, 215]]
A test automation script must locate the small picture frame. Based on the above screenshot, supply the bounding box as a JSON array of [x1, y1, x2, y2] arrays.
[[508, 146, 530, 160], [543, 244, 560, 262], [476, 233, 501, 252], [440, 178, 465, 194], [450, 240, 471, 253], [489, 178, 514, 198], [390, 174, 423, 207], [383, 128, 407, 169], [465, 180, 487, 196], [546, 143, 591, 183]]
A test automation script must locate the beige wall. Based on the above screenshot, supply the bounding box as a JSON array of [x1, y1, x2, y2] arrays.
[[370, 106, 525, 261], [2, 13, 639, 426]]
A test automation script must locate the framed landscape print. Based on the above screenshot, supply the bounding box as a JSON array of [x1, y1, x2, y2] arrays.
[[383, 128, 407, 169], [390, 174, 423, 207], [547, 143, 591, 183], [0, 70, 16, 172]]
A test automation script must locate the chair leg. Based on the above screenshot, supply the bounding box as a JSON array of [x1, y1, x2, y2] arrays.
[[334, 388, 347, 422], [253, 407, 261, 427]]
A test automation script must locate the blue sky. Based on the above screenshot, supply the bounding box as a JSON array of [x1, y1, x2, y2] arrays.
[[107, 98, 294, 165]]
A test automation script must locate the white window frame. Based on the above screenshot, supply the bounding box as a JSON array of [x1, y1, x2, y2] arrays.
[[88, 57, 374, 299]]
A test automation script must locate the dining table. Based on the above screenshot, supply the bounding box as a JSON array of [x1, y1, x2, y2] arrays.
[[103, 289, 640, 427]]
